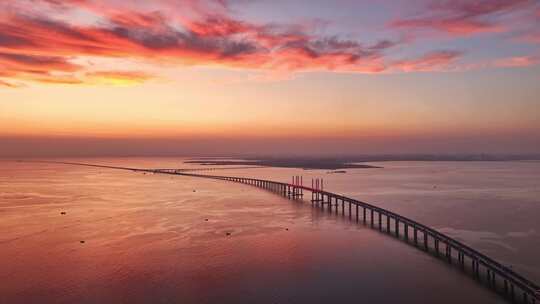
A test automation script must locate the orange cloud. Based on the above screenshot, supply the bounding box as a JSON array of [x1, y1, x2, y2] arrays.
[[84, 71, 154, 86], [0, 79, 22, 88], [0, 52, 81, 73]]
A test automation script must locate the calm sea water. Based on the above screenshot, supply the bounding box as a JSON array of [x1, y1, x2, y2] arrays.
[[1, 158, 539, 303]]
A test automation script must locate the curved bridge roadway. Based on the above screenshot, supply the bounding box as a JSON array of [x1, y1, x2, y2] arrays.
[[25, 161, 540, 303], [162, 170, 540, 304]]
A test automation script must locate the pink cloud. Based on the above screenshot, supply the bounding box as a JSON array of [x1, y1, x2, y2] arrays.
[[392, 50, 463, 72], [1, 0, 536, 87], [518, 32, 540, 43], [0, 0, 405, 86], [494, 55, 540, 67], [392, 0, 533, 36]]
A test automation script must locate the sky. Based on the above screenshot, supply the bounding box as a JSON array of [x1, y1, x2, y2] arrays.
[[0, 0, 539, 156]]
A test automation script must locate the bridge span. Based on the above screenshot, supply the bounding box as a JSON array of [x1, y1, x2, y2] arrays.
[[22, 161, 540, 303], [157, 169, 539, 304]]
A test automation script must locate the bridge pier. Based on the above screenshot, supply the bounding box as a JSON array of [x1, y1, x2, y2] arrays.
[[363, 207, 366, 224], [424, 231, 428, 251], [414, 227, 418, 245], [511, 284, 515, 301], [386, 215, 391, 233], [459, 251, 465, 269], [327, 195, 332, 212], [405, 223, 409, 241], [395, 219, 399, 237], [446, 244, 451, 264], [370, 209, 374, 228], [356, 204, 359, 222], [378, 212, 382, 231]]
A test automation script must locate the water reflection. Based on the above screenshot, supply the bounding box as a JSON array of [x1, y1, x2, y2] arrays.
[[1, 158, 537, 303]]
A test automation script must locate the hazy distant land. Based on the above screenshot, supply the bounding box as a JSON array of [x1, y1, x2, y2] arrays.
[[185, 159, 381, 170], [186, 154, 540, 170]]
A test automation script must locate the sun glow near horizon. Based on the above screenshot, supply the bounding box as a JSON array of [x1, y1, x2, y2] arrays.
[[1, 0, 539, 155]]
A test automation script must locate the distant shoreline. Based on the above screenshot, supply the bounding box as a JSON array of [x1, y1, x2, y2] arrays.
[[185, 154, 540, 170], [184, 159, 381, 170]]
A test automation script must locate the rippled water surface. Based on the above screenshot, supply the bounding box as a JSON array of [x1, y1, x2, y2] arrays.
[[1, 158, 539, 303]]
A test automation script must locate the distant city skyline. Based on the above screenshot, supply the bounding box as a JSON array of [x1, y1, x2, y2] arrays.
[[1, 0, 539, 156]]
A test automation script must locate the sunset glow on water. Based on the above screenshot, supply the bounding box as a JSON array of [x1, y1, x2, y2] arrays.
[[1, 158, 539, 303]]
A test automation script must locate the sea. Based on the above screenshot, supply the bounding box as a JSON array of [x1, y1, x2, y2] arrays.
[[1, 158, 539, 303]]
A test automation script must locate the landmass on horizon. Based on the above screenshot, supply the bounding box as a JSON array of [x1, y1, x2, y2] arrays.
[[186, 154, 540, 169]]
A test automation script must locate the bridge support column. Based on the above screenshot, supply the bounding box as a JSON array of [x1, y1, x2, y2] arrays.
[[370, 209, 374, 228], [386, 215, 390, 233], [395, 219, 399, 237], [349, 202, 352, 219], [510, 284, 514, 301], [327, 195, 332, 212], [414, 228, 418, 245], [325, 195, 329, 211], [378, 212, 382, 231], [435, 239, 440, 257], [363, 207, 366, 224], [341, 199, 345, 216], [405, 224, 409, 241], [356, 205, 359, 222], [424, 231, 428, 251]]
